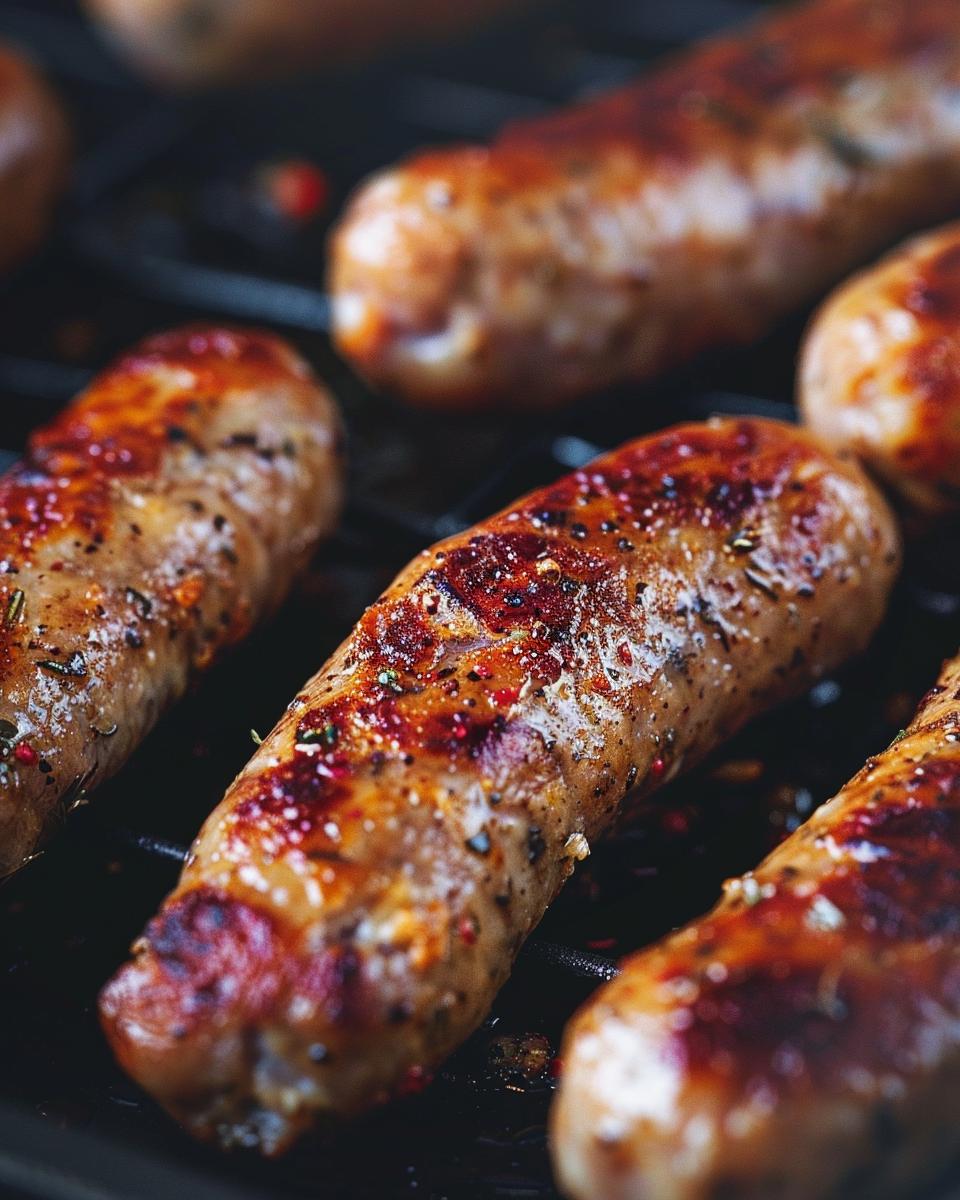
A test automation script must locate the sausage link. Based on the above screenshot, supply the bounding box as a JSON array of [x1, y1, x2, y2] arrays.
[[801, 221, 960, 519], [552, 658, 960, 1200], [0, 326, 343, 875], [100, 418, 898, 1153], [84, 0, 522, 87], [331, 0, 960, 410], [0, 44, 69, 273]]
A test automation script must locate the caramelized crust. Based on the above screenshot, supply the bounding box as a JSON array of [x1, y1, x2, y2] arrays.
[[0, 326, 343, 875], [801, 221, 960, 517], [100, 418, 898, 1153], [84, 0, 521, 87], [552, 659, 960, 1200], [0, 44, 69, 273], [331, 0, 960, 409]]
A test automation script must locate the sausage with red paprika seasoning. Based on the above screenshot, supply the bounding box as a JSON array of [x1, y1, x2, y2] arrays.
[[331, 0, 960, 410], [100, 418, 898, 1153], [0, 326, 343, 876], [552, 653, 960, 1200]]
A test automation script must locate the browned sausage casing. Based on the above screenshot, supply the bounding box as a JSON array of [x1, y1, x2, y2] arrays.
[[0, 326, 343, 876], [801, 220, 960, 519], [0, 44, 69, 273], [331, 0, 960, 411], [552, 662, 960, 1200], [84, 0, 523, 87], [100, 418, 898, 1153]]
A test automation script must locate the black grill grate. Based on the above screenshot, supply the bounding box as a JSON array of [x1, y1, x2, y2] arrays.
[[0, 1, 959, 1197]]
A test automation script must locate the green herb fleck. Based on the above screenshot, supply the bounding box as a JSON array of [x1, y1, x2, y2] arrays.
[[37, 652, 87, 679], [250, 728, 263, 746], [4, 589, 24, 628], [377, 669, 403, 694]]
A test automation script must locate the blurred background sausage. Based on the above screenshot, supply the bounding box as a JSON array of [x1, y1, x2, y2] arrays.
[[331, 0, 960, 410], [83, 0, 527, 88], [0, 42, 68, 274]]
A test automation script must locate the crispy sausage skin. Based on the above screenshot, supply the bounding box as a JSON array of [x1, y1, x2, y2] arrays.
[[331, 0, 960, 411], [0, 326, 343, 876], [100, 418, 898, 1153], [801, 221, 960, 519], [0, 44, 69, 274], [84, 0, 521, 87], [552, 659, 960, 1200]]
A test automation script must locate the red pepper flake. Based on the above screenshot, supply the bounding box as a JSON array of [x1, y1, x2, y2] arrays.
[[262, 159, 330, 223], [617, 642, 633, 667], [650, 756, 666, 777], [663, 809, 690, 836], [458, 916, 478, 945], [452, 715, 469, 740], [396, 1064, 433, 1097], [14, 743, 37, 766], [492, 686, 519, 706], [470, 662, 493, 679]]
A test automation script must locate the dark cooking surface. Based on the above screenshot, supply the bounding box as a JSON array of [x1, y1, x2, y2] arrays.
[[0, 1, 959, 1197]]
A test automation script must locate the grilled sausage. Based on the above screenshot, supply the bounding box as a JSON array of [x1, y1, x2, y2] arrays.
[[331, 0, 960, 411], [0, 326, 343, 876], [84, 0, 522, 87], [551, 659, 960, 1200], [99, 417, 898, 1153], [0, 44, 69, 274], [801, 221, 960, 520]]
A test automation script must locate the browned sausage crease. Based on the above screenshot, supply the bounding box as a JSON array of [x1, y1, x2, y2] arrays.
[[332, 0, 960, 410], [100, 418, 898, 1153], [0, 326, 343, 875], [553, 658, 960, 1200]]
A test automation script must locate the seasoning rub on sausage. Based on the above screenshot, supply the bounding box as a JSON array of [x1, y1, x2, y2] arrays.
[[101, 418, 898, 1153], [0, 327, 343, 875], [553, 652, 960, 1200], [331, 0, 960, 410]]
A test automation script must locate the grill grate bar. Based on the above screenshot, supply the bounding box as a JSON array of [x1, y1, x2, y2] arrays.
[[70, 102, 189, 206], [98, 822, 622, 981], [71, 218, 333, 330]]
